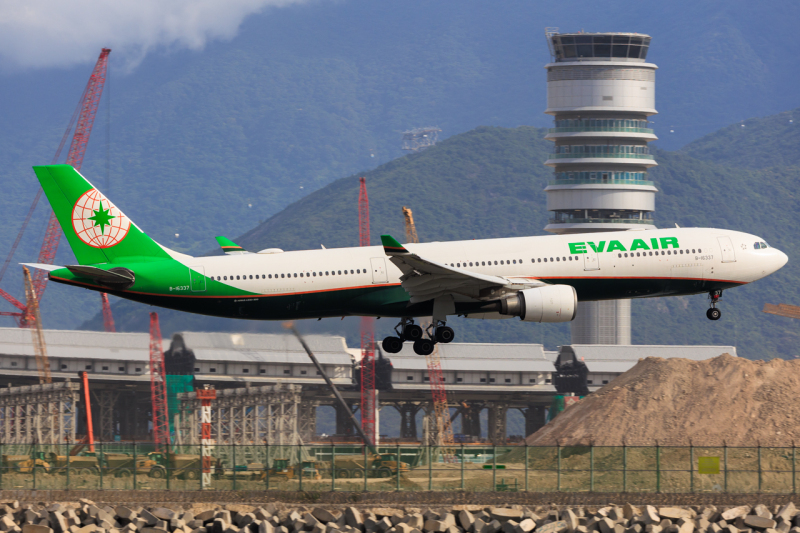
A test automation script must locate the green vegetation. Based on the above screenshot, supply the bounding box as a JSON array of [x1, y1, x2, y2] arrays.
[[83, 108, 800, 360]]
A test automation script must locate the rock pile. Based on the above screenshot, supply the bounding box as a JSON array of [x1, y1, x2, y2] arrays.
[[527, 354, 800, 446], [1, 501, 799, 533]]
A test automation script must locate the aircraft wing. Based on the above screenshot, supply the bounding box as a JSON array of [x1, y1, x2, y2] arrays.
[[381, 235, 543, 303]]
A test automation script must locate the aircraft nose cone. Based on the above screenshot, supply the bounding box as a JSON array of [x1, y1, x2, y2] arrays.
[[776, 250, 789, 269]]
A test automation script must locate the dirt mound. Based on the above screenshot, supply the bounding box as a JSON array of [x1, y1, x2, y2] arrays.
[[527, 353, 800, 446]]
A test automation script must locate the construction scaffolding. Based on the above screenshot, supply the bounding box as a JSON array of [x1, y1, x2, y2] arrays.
[[402, 127, 441, 152], [0, 382, 79, 449], [175, 384, 305, 463]]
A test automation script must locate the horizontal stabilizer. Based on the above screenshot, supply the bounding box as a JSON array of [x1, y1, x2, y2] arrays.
[[20, 263, 64, 272], [66, 265, 135, 289], [215, 236, 249, 255]]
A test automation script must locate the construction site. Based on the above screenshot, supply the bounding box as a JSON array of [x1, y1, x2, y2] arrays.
[[0, 38, 798, 504]]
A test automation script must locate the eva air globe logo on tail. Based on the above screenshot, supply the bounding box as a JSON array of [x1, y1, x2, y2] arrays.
[[71, 189, 130, 248]]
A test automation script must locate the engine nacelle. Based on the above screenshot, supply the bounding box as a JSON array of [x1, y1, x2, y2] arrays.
[[499, 285, 577, 323]]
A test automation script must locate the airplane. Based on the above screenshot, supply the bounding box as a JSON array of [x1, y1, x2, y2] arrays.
[[25, 165, 788, 356]]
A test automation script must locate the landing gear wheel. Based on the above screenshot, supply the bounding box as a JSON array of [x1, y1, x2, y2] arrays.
[[707, 308, 721, 321], [403, 324, 423, 342], [382, 336, 403, 353], [413, 338, 435, 356], [434, 326, 455, 344]]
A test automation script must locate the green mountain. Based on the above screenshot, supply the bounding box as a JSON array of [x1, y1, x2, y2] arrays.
[[81, 111, 800, 359]]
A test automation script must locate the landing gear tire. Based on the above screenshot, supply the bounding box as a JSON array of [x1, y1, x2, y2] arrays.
[[403, 324, 424, 342], [707, 308, 721, 321], [413, 338, 435, 356], [382, 336, 403, 353], [434, 326, 455, 344]]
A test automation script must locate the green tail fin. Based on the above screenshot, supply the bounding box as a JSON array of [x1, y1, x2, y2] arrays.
[[215, 236, 247, 254], [33, 165, 173, 265]]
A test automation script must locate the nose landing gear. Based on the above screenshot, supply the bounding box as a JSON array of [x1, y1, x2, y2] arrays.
[[706, 290, 722, 320], [381, 318, 455, 355]]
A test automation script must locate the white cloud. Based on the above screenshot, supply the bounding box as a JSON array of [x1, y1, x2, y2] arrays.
[[0, 0, 308, 70]]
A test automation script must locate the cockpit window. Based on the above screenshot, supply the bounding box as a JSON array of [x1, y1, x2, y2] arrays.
[[762, 242, 768, 248], [754, 242, 761, 249]]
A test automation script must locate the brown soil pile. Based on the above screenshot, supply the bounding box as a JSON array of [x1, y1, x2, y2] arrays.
[[527, 353, 800, 446]]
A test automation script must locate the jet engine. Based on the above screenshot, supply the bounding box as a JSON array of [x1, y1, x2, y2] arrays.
[[498, 284, 577, 323]]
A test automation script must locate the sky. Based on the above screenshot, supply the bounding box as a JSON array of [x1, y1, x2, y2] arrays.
[[0, 0, 314, 71]]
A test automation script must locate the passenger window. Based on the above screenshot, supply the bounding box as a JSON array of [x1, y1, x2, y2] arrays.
[[667, 250, 671, 255], [351, 270, 354, 274], [556, 257, 560, 261], [223, 276, 227, 280], [469, 262, 473, 266], [543, 258, 547, 262], [482, 261, 485, 266], [357, 269, 360, 274], [281, 274, 285, 278], [624, 253, 628, 257], [500, 260, 504, 265], [538, 258, 542, 263], [236, 275, 240, 280], [692, 249, 696, 253], [338, 270, 342, 275], [268, 275, 272, 279], [618, 253, 622, 258], [294, 273, 297, 277], [697, 249, 702, 253], [563, 257, 566, 261], [313, 272, 316, 276], [637, 252, 640, 257], [249, 275, 253, 279]]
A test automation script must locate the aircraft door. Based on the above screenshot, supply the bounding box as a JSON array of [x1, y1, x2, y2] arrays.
[[370, 257, 388, 284], [190, 266, 207, 292], [583, 249, 600, 271], [717, 236, 736, 263]]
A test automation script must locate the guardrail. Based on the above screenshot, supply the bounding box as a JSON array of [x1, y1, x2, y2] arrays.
[[0, 442, 796, 493]]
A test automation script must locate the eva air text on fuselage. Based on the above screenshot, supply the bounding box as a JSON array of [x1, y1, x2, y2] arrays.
[[568, 237, 679, 254]]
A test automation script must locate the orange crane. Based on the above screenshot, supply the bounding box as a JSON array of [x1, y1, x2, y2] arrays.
[[763, 303, 800, 320], [0, 48, 115, 332], [402, 207, 456, 455], [22, 266, 51, 384], [358, 178, 377, 444]]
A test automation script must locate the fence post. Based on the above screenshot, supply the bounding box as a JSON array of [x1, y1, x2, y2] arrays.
[[265, 442, 270, 491], [428, 446, 432, 491], [331, 443, 336, 492], [460, 444, 464, 491], [99, 440, 104, 491], [655, 442, 661, 494], [166, 442, 170, 492], [524, 444, 529, 493], [689, 441, 693, 493], [723, 442, 728, 493], [128, 440, 131, 489], [363, 443, 368, 492], [232, 443, 237, 491], [298, 445, 304, 493], [590, 443, 594, 493], [397, 443, 401, 492], [492, 444, 497, 492], [0, 442, 3, 490], [758, 443, 762, 493], [32, 441, 37, 490], [557, 443, 562, 492], [622, 442, 627, 493], [793, 443, 796, 494], [792, 443, 796, 494]]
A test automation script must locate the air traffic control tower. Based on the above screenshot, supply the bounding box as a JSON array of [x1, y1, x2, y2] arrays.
[[543, 30, 658, 344]]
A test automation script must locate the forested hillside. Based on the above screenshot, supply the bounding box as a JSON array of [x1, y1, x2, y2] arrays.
[[82, 110, 800, 359]]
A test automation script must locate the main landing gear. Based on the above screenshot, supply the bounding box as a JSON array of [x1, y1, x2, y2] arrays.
[[381, 318, 455, 356], [706, 290, 722, 320]]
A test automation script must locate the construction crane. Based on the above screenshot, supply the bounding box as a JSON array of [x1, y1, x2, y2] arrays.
[[763, 303, 800, 320], [22, 266, 51, 384], [149, 312, 170, 452], [358, 177, 377, 445], [0, 48, 115, 332], [402, 207, 456, 456]]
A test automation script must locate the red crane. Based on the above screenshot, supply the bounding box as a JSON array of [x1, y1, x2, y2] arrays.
[[0, 48, 115, 332], [149, 312, 170, 452], [358, 177, 377, 445]]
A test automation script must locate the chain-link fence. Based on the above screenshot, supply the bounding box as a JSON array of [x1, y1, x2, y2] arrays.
[[0, 443, 796, 493]]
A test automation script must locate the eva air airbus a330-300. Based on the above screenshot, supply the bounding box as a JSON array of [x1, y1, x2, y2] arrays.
[[27, 165, 788, 355]]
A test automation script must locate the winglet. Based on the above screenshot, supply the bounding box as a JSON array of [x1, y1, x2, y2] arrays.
[[381, 234, 409, 256], [215, 236, 248, 255]]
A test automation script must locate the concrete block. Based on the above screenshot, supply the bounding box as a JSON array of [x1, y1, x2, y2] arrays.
[[346, 510, 363, 531], [423, 521, 445, 533], [501, 521, 518, 533], [404, 518, 423, 531], [376, 520, 392, 533], [537, 522, 567, 533], [776, 506, 796, 523], [459, 512, 475, 533], [644, 510, 660, 526], [312, 512, 337, 526], [754, 508, 773, 521], [599, 519, 615, 533], [489, 512, 522, 525], [660, 512, 690, 522], [196, 514, 216, 525], [722, 511, 750, 523], [677, 522, 693, 533], [23, 526, 52, 533], [745, 518, 776, 530], [138, 513, 157, 529], [516, 520, 535, 533]]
